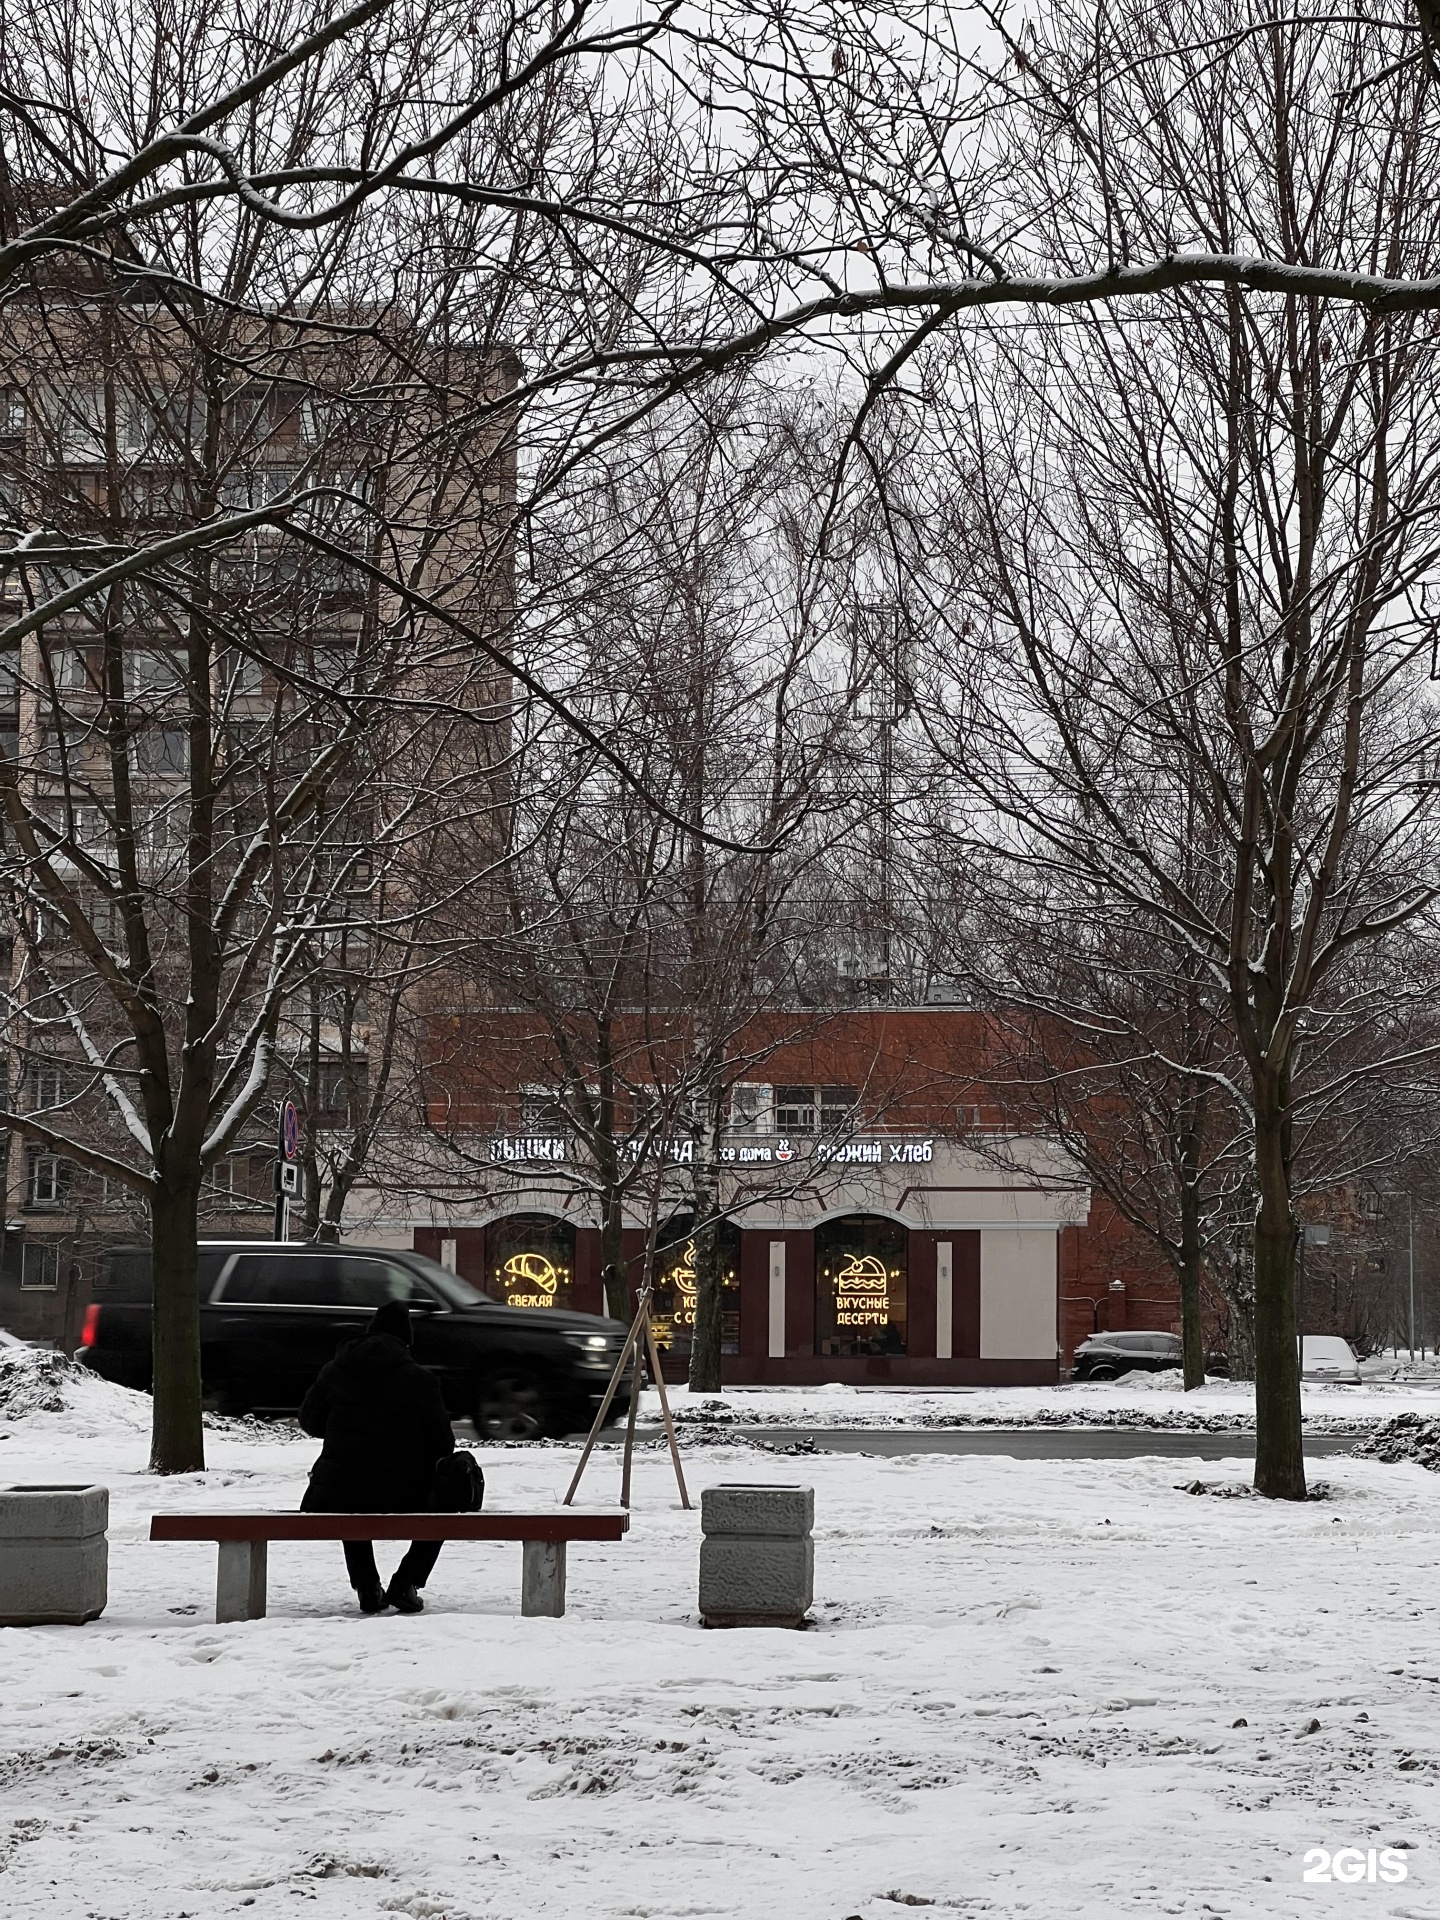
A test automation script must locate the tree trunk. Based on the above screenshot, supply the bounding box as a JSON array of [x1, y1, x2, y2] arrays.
[[1224, 1281, 1256, 1379], [687, 1090, 724, 1393], [688, 1218, 723, 1393], [300, 1140, 322, 1238], [149, 1181, 206, 1474], [301, 983, 322, 1237], [1178, 1183, 1205, 1391], [1177, 1089, 1207, 1389], [1215, 1212, 1257, 1379], [1252, 1106, 1305, 1498], [600, 1188, 628, 1321]]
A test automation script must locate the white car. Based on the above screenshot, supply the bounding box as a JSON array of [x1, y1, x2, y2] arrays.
[[1300, 1334, 1361, 1383]]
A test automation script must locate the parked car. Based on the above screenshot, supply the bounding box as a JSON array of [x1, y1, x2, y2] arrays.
[[1070, 1330, 1183, 1380], [1300, 1334, 1361, 1384], [75, 1241, 632, 1440]]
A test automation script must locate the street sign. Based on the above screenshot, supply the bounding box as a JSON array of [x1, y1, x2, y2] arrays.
[[280, 1162, 302, 1195], [281, 1100, 300, 1162]]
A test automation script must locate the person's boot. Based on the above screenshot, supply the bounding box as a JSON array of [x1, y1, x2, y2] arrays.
[[386, 1580, 423, 1614], [356, 1579, 387, 1615]]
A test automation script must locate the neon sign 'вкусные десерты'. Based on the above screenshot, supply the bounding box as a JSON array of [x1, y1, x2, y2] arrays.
[[831, 1252, 892, 1327]]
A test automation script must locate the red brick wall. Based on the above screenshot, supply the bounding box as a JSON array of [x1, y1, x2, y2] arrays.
[[1060, 1197, 1180, 1359]]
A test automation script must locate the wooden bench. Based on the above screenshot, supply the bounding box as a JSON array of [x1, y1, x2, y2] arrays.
[[150, 1511, 629, 1623]]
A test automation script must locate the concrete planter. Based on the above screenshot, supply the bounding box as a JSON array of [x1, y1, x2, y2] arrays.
[[699, 1483, 813, 1629], [0, 1484, 108, 1626]]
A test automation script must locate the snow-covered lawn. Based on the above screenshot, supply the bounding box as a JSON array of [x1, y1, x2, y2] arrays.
[[641, 1363, 1440, 1433], [4, 1364, 1440, 1918]]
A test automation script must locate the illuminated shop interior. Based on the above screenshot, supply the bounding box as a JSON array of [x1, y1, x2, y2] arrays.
[[651, 1215, 741, 1354], [483, 1211, 575, 1310], [815, 1214, 908, 1356]]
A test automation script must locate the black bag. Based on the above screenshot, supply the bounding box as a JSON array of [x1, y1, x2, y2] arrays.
[[433, 1449, 485, 1512]]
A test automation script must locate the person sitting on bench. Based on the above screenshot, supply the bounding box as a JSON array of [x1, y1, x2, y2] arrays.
[[299, 1299, 455, 1615]]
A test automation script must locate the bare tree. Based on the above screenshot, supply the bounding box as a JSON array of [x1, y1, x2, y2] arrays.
[[886, 0, 1440, 1495], [4, 0, 1438, 1485], [0, 248, 511, 1471], [4, 0, 1440, 527], [422, 389, 876, 1385], [283, 811, 479, 1244], [961, 888, 1239, 1389]]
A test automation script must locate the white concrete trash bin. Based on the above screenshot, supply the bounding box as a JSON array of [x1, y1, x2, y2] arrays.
[[699, 1483, 813, 1629], [0, 1484, 109, 1626]]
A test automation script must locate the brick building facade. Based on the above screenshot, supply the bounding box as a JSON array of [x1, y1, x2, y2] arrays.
[[401, 1006, 1180, 1383]]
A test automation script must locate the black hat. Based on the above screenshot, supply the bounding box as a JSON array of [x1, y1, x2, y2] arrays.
[[369, 1300, 412, 1345]]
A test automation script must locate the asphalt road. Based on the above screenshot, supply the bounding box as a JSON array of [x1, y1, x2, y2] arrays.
[[637, 1425, 1368, 1460]]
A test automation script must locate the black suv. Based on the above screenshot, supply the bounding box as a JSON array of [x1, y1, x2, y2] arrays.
[[76, 1241, 631, 1440], [1070, 1330, 1183, 1380]]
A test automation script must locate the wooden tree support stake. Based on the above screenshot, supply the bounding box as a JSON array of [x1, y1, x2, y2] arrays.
[[563, 1284, 691, 1510]]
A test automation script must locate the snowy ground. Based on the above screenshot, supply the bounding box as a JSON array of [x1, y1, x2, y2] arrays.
[[640, 1357, 1440, 1435], [5, 1362, 1440, 1918]]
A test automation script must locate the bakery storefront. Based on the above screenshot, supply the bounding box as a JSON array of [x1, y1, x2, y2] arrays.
[[414, 1133, 1088, 1387]]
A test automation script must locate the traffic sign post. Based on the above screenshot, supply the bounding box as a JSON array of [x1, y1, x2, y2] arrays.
[[274, 1100, 302, 1240]]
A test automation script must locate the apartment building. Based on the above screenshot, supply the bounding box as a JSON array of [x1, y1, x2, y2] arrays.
[[0, 304, 516, 1347]]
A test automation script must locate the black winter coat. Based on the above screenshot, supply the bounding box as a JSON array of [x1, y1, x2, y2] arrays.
[[299, 1332, 455, 1512]]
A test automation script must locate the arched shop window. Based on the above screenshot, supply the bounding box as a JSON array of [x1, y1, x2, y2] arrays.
[[814, 1214, 908, 1356], [651, 1215, 741, 1356], [485, 1213, 575, 1311]]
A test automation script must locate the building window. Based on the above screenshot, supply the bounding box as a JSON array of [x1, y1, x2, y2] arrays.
[[20, 1241, 59, 1289], [774, 1086, 859, 1135], [818, 1086, 859, 1131], [36, 728, 69, 774], [220, 649, 265, 697], [519, 1085, 571, 1134], [28, 1152, 63, 1207], [484, 1213, 575, 1311], [126, 649, 186, 698], [314, 1060, 368, 1126], [136, 805, 177, 851], [31, 1062, 63, 1110], [815, 1214, 908, 1358], [54, 647, 92, 693], [88, 892, 121, 946], [133, 727, 189, 774], [219, 465, 300, 509], [95, 1173, 129, 1211], [727, 1083, 772, 1133], [651, 1215, 741, 1357]]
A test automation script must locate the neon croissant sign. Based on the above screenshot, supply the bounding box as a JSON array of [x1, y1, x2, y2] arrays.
[[500, 1250, 565, 1308]]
